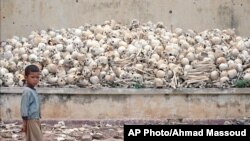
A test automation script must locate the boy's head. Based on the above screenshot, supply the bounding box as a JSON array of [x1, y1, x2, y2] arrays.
[[24, 65, 40, 87]]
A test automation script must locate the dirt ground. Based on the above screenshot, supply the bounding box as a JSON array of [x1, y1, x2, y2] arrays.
[[1, 119, 250, 141], [0, 120, 123, 141]]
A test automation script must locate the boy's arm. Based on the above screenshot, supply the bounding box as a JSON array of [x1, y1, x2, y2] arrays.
[[21, 91, 30, 132], [21, 92, 29, 120]]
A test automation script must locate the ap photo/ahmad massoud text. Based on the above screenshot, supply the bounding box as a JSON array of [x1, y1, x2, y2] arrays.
[[124, 125, 250, 139]]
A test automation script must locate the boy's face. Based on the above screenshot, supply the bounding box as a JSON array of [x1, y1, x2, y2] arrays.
[[25, 72, 40, 87]]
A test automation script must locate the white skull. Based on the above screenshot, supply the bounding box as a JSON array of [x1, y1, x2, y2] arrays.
[[168, 56, 176, 63], [133, 73, 143, 83]]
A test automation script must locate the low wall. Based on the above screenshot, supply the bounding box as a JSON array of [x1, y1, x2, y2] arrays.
[[0, 87, 250, 120]]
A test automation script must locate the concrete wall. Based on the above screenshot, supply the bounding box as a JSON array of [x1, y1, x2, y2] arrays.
[[1, 87, 250, 120], [1, 0, 250, 41]]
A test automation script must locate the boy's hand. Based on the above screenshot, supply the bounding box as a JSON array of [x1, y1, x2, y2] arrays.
[[22, 120, 27, 132]]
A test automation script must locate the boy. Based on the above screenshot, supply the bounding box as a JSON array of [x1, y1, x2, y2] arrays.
[[21, 64, 43, 141]]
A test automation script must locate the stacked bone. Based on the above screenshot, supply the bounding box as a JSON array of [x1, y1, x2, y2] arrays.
[[1, 20, 250, 88]]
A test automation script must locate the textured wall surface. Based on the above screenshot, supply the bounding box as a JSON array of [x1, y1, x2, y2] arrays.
[[1, 88, 250, 120], [0, 0, 250, 41]]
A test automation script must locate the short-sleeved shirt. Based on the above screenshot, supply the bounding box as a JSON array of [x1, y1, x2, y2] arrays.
[[20, 86, 41, 120]]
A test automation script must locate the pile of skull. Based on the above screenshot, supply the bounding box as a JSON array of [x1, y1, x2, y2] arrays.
[[1, 20, 250, 88]]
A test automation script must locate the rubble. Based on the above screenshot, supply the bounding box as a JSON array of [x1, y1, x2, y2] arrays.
[[1, 119, 250, 140]]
